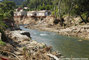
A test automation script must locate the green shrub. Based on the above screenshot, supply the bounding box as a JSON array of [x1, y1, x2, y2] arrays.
[[0, 40, 6, 46], [3, 12, 12, 19]]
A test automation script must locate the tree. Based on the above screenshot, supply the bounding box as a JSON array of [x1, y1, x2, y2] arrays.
[[0, 14, 7, 30], [2, 0, 16, 12], [22, 0, 53, 10], [22, 0, 89, 24], [72, 0, 89, 23], [0, 0, 16, 30]]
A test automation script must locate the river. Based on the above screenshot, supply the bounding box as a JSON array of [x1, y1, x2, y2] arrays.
[[20, 26, 89, 58]]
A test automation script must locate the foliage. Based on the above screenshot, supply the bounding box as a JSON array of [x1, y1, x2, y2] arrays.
[[2, 0, 16, 12], [22, 0, 54, 10], [0, 0, 16, 30], [22, 0, 89, 23], [0, 14, 7, 30], [0, 40, 6, 46], [72, 0, 89, 23], [22, 0, 74, 17], [8, 0, 25, 5]]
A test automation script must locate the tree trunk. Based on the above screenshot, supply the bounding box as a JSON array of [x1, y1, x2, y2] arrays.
[[67, 0, 74, 25], [53, 0, 56, 17], [58, 0, 62, 19], [79, 14, 86, 23]]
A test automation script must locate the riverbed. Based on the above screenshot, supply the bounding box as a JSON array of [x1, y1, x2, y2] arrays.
[[20, 26, 89, 58]]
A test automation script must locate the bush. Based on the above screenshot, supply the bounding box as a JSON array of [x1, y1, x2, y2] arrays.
[[0, 40, 6, 46], [3, 12, 12, 19], [0, 14, 7, 30]]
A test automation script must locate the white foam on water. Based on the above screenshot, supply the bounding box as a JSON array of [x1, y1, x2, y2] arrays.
[[40, 34, 48, 36]]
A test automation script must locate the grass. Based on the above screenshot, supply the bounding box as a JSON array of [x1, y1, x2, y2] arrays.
[[0, 40, 6, 46]]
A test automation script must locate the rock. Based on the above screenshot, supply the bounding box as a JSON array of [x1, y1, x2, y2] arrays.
[[21, 32, 31, 38], [5, 30, 31, 44]]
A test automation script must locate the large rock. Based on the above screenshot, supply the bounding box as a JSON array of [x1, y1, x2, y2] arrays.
[[21, 32, 31, 38], [5, 30, 31, 44]]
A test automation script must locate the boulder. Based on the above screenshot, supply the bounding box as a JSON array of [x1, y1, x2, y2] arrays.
[[21, 32, 31, 38], [5, 30, 31, 44]]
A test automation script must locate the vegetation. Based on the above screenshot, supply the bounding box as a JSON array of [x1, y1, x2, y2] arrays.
[[73, 0, 89, 23], [0, 40, 6, 46], [0, 0, 16, 30], [22, 0, 89, 23], [0, 0, 16, 44], [22, 0, 54, 10], [8, 0, 25, 5]]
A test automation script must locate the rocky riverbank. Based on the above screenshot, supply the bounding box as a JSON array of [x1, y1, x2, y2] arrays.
[[21, 16, 89, 40], [0, 30, 63, 60], [58, 24, 89, 39], [25, 24, 89, 40]]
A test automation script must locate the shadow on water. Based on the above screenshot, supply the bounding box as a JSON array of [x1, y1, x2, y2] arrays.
[[20, 26, 89, 58]]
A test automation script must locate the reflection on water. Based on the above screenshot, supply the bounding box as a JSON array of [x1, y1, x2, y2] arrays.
[[20, 26, 89, 58]]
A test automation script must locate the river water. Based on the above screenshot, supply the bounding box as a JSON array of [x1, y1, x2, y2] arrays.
[[20, 26, 89, 58]]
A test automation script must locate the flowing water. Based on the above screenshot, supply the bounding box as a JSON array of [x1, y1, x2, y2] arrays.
[[20, 26, 89, 58]]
